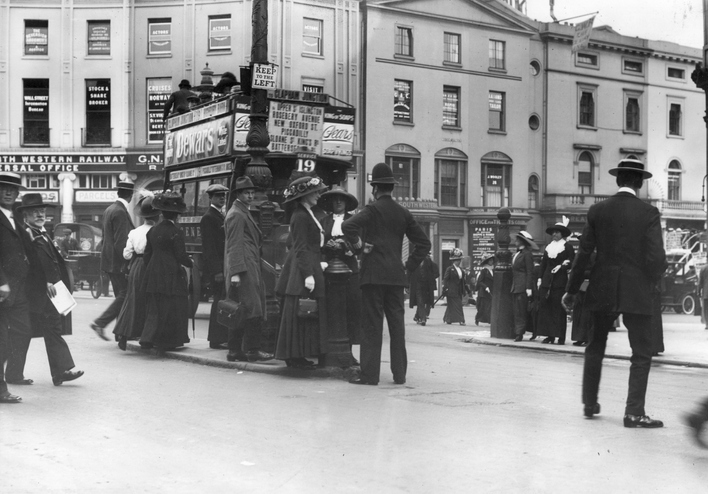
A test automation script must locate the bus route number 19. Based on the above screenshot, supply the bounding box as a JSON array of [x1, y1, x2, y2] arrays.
[[297, 159, 316, 172]]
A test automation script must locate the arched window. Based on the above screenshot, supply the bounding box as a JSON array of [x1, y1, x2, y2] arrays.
[[384, 144, 420, 199], [668, 160, 681, 201], [481, 151, 512, 207], [578, 152, 593, 195], [434, 148, 467, 207], [528, 175, 539, 209]]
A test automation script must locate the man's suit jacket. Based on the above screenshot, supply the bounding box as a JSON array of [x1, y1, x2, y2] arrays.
[[0, 209, 31, 306], [224, 200, 266, 319], [566, 191, 667, 315], [510, 248, 534, 294], [342, 195, 431, 287], [200, 206, 225, 280], [101, 200, 134, 274]]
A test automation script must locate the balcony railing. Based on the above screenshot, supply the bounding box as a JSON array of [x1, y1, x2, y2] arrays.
[[543, 194, 705, 219], [542, 194, 611, 210]]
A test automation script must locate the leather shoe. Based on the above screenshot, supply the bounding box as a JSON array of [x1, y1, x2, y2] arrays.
[[394, 378, 406, 385], [209, 342, 229, 350], [6, 378, 33, 385], [226, 351, 249, 362], [90, 322, 109, 341], [349, 378, 377, 385], [247, 350, 274, 362], [0, 392, 21, 404], [683, 413, 708, 448], [118, 336, 127, 351], [514, 335, 523, 342], [542, 337, 554, 344], [53, 370, 84, 386], [583, 403, 601, 418], [623, 414, 664, 428]]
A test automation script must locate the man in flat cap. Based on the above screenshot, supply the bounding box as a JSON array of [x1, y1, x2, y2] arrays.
[[163, 79, 196, 120], [90, 180, 135, 340], [58, 228, 80, 259], [200, 183, 229, 349]]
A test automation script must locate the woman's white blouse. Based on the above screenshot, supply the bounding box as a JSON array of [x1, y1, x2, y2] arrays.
[[123, 224, 153, 260]]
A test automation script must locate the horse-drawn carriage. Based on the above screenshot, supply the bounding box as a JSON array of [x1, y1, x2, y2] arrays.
[[52, 222, 106, 299]]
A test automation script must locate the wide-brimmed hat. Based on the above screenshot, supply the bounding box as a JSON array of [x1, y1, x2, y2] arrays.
[[178, 79, 191, 89], [232, 176, 256, 193], [116, 181, 135, 192], [152, 190, 187, 213], [608, 158, 652, 179], [135, 195, 161, 218], [205, 184, 229, 196], [516, 231, 538, 250], [16, 193, 54, 211], [545, 215, 571, 238], [449, 248, 464, 260], [318, 187, 358, 212], [282, 176, 328, 203], [369, 163, 397, 185], [0, 172, 26, 191], [480, 253, 495, 266]]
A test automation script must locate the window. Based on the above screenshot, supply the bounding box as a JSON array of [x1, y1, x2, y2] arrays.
[[209, 15, 231, 51], [387, 155, 419, 199], [394, 80, 412, 123], [395, 26, 413, 57], [444, 33, 460, 64], [85, 79, 111, 146], [435, 156, 467, 207], [25, 20, 48, 56], [669, 102, 682, 136], [576, 52, 598, 68], [148, 19, 171, 55], [577, 152, 594, 195], [529, 114, 540, 131], [668, 160, 681, 200], [488, 91, 505, 132], [87, 20, 110, 56], [625, 94, 640, 133], [26, 175, 59, 189], [528, 175, 539, 209], [481, 163, 511, 207], [668, 67, 685, 80], [623, 59, 644, 75], [303, 18, 323, 56], [23, 79, 49, 146], [578, 85, 597, 128], [77, 174, 116, 189], [530, 60, 541, 76], [443, 86, 460, 127], [489, 40, 505, 69]]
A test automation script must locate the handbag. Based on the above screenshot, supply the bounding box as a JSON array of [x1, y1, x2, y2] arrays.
[[217, 298, 245, 330], [297, 298, 319, 319]]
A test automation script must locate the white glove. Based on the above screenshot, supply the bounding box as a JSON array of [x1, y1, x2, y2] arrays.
[[551, 265, 561, 274], [320, 262, 328, 271], [526, 289, 532, 297], [305, 275, 315, 292]]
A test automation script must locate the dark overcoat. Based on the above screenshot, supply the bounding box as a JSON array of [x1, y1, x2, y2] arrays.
[[443, 264, 468, 298], [24, 226, 73, 336], [200, 206, 225, 280], [0, 210, 31, 306], [510, 248, 534, 294], [566, 191, 667, 314], [341, 195, 430, 286], [539, 242, 575, 290], [142, 220, 193, 296], [101, 200, 134, 274], [409, 257, 439, 308], [224, 200, 266, 319], [276, 204, 325, 298], [476, 268, 494, 301]]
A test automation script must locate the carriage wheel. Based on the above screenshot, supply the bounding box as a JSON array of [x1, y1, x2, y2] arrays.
[[90, 277, 102, 299]]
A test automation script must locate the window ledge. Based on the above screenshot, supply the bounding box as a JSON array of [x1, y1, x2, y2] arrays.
[[302, 52, 324, 59], [85, 55, 112, 60], [576, 63, 599, 70], [22, 55, 50, 60], [577, 125, 598, 131], [666, 134, 685, 139], [207, 50, 232, 56], [488, 67, 507, 74], [443, 61, 462, 68], [487, 129, 507, 135], [442, 125, 462, 131], [623, 130, 642, 135], [147, 54, 172, 58], [393, 121, 415, 127], [394, 54, 415, 61]]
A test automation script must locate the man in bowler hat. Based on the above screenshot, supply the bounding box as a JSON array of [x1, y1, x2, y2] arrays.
[[163, 79, 196, 120], [91, 180, 135, 340], [563, 159, 667, 428], [0, 172, 30, 402], [342, 162, 431, 385], [200, 183, 229, 349]]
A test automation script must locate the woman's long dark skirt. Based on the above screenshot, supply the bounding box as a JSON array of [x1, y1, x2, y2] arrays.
[[536, 287, 568, 340], [113, 256, 147, 339], [443, 292, 465, 324], [140, 293, 190, 349], [275, 295, 327, 360]]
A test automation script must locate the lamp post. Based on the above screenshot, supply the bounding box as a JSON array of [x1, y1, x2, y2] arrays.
[[490, 208, 515, 338], [691, 0, 708, 234]]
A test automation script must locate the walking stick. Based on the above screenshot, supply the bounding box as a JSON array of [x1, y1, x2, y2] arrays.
[[433, 290, 447, 307]]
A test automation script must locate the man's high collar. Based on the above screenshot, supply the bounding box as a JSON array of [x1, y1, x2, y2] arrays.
[[117, 197, 130, 209], [618, 187, 637, 196]]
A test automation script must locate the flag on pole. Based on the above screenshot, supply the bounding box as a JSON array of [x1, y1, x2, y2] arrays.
[[572, 16, 595, 53]]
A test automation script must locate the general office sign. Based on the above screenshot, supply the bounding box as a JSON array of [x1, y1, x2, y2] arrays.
[[0, 154, 126, 173], [163, 115, 232, 167]]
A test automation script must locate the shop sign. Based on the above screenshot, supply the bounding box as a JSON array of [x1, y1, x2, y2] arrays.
[[75, 190, 118, 203], [0, 154, 126, 173], [126, 152, 163, 171], [25, 26, 48, 55], [168, 161, 231, 182], [268, 100, 324, 155], [18, 190, 58, 203], [147, 78, 172, 143], [470, 226, 495, 271], [322, 107, 354, 160], [163, 115, 232, 167], [24, 87, 49, 120], [88, 22, 111, 55]]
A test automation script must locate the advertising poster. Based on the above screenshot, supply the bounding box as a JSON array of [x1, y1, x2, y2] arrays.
[[268, 100, 324, 155], [232, 95, 251, 152], [322, 107, 354, 160], [147, 78, 172, 143], [470, 223, 496, 275], [164, 115, 232, 167], [88, 22, 110, 55], [25, 25, 48, 55], [23, 87, 49, 121]]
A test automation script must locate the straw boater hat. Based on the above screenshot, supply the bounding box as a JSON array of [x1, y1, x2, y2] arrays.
[[282, 176, 328, 203], [369, 163, 397, 185], [152, 190, 187, 213], [480, 253, 495, 266], [0, 172, 26, 191], [205, 184, 229, 196], [232, 176, 256, 192], [608, 158, 652, 179], [449, 248, 464, 260], [15, 193, 54, 211], [515, 230, 538, 250], [135, 195, 161, 218], [116, 180, 135, 192], [318, 186, 359, 213], [545, 215, 571, 238]]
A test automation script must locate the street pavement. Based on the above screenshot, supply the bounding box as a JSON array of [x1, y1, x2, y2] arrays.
[[3, 290, 708, 493]]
